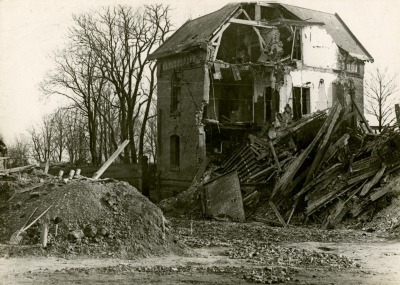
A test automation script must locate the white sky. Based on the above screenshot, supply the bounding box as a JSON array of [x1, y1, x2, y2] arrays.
[[1, 0, 399, 143]]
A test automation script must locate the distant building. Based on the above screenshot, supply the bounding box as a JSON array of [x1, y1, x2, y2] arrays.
[[149, 2, 373, 198]]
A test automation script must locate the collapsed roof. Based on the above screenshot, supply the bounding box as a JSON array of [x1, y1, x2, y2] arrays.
[[149, 2, 373, 62]]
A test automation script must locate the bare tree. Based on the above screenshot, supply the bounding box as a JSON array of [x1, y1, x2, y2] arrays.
[[71, 4, 171, 163], [365, 66, 399, 132], [63, 108, 90, 165], [8, 135, 31, 167], [41, 44, 104, 165], [28, 114, 57, 162], [52, 108, 68, 162]]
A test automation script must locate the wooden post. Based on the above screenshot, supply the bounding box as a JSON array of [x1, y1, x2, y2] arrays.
[[44, 160, 50, 174], [92, 140, 130, 180], [395, 104, 400, 124], [58, 170, 64, 180], [40, 223, 48, 248], [68, 170, 75, 179]]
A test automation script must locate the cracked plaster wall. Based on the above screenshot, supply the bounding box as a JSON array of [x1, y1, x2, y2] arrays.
[[302, 26, 340, 70]]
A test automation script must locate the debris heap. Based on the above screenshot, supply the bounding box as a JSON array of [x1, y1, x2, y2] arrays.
[[215, 102, 400, 227], [0, 170, 182, 258], [162, 102, 400, 228]]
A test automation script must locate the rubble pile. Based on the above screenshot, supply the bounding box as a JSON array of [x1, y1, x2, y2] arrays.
[[50, 263, 298, 284], [171, 218, 365, 284], [214, 102, 400, 227], [162, 102, 400, 228], [0, 169, 182, 258]]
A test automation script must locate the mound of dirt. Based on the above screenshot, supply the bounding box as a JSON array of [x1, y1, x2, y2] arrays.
[[0, 180, 185, 258]]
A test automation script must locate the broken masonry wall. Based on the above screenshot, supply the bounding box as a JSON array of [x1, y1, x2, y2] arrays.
[[156, 56, 208, 198], [281, 69, 338, 113], [301, 26, 340, 70], [350, 76, 364, 115]]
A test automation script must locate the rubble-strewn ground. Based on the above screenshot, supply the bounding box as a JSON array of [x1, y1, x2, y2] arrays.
[[1, 170, 400, 284], [1, 219, 400, 284]]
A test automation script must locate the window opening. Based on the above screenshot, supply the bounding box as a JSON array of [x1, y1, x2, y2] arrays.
[[170, 135, 180, 168]]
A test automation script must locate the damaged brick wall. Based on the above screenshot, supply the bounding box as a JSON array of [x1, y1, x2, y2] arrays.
[[157, 57, 208, 198]]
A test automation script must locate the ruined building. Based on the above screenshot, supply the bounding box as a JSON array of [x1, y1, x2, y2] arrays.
[[149, 2, 373, 197]]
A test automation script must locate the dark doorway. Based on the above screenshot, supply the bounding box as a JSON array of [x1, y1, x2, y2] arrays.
[[265, 87, 279, 122], [293, 87, 310, 120]]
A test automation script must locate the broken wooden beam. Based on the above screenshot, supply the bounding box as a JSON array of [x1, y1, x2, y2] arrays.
[[304, 102, 341, 185], [294, 163, 342, 199], [322, 133, 350, 163], [268, 140, 281, 172], [269, 201, 287, 227], [351, 97, 373, 133], [17, 183, 45, 194], [347, 169, 379, 185], [272, 103, 341, 201], [359, 165, 386, 197], [0, 164, 36, 176], [92, 140, 129, 179], [275, 111, 326, 144], [370, 187, 391, 202]]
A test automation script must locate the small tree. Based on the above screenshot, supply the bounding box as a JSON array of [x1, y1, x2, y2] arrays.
[[8, 135, 31, 167], [365, 66, 399, 132]]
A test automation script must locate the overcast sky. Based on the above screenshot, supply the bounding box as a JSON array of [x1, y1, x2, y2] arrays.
[[0, 0, 399, 143]]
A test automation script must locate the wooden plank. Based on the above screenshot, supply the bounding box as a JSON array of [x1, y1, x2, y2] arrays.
[[359, 165, 386, 197], [370, 187, 391, 202], [294, 163, 342, 199], [269, 201, 287, 227], [229, 18, 275, 29], [0, 164, 36, 175], [351, 97, 373, 133], [92, 140, 129, 179], [304, 102, 342, 185], [274, 111, 326, 144], [347, 169, 378, 185], [287, 198, 299, 225], [306, 186, 343, 215], [23, 205, 53, 231], [322, 133, 350, 163], [17, 183, 45, 194], [269, 140, 281, 171], [271, 103, 340, 200], [278, 167, 309, 207], [248, 164, 275, 181]]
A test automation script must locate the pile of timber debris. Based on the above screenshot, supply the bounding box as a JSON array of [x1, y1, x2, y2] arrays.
[[162, 102, 400, 228], [216, 102, 400, 227]]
